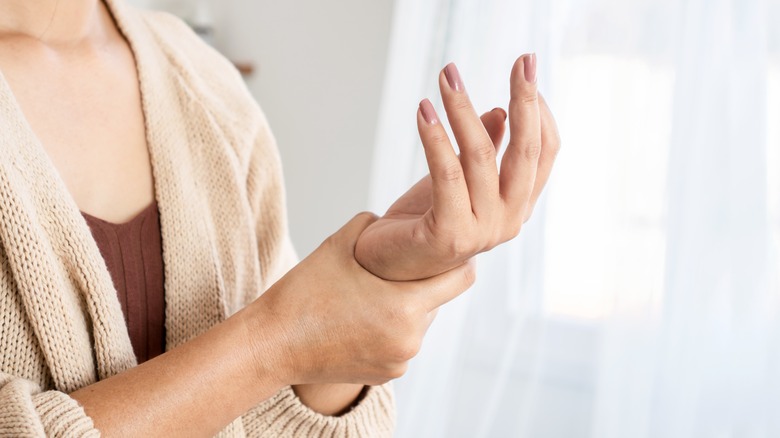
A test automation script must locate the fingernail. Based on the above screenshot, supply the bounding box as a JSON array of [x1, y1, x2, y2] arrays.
[[524, 53, 537, 83], [444, 63, 464, 91], [492, 107, 507, 120], [419, 98, 439, 124]]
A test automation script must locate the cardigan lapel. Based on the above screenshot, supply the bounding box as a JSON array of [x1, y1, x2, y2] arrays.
[[0, 72, 135, 389], [106, 0, 229, 349]]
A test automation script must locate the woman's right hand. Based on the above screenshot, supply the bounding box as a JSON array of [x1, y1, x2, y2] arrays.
[[246, 212, 476, 386]]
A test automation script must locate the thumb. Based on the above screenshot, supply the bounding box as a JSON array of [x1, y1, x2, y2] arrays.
[[328, 211, 380, 252]]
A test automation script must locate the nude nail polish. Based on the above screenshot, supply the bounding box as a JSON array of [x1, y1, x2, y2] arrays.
[[444, 63, 464, 91], [419, 98, 439, 124], [524, 53, 537, 83]]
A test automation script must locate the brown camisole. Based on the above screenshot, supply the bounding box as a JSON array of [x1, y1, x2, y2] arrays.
[[82, 201, 166, 363]]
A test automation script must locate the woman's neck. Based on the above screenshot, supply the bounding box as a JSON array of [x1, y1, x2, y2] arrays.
[[0, 0, 106, 46]]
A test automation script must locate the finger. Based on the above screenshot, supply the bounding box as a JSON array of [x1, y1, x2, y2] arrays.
[[417, 258, 477, 311], [385, 108, 506, 215], [481, 108, 508, 152], [500, 53, 541, 218], [525, 93, 561, 220], [388, 107, 506, 212], [440, 63, 500, 218], [418, 98, 470, 224], [388, 108, 507, 217]]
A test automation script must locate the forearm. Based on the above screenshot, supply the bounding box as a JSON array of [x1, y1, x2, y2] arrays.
[[71, 307, 281, 437]]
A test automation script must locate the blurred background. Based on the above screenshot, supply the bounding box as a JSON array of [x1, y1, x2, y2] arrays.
[[130, 0, 780, 436]]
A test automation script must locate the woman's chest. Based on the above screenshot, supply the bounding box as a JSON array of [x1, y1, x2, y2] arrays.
[[0, 38, 153, 223]]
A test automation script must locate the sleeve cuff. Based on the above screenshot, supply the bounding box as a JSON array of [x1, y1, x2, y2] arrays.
[[242, 384, 395, 437], [32, 390, 99, 438]]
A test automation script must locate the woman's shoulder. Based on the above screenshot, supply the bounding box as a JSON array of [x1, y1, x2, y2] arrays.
[[138, 9, 241, 85], [139, 10, 239, 79], [132, 7, 268, 148]]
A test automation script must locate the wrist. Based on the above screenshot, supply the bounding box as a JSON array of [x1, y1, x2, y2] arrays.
[[238, 290, 298, 389]]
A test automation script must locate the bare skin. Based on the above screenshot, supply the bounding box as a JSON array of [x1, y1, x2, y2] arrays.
[[0, 0, 560, 436]]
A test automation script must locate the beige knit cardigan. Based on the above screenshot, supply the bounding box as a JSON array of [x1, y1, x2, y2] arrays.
[[0, 1, 395, 436]]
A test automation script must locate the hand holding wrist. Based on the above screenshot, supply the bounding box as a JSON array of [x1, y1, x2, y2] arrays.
[[242, 212, 475, 389]]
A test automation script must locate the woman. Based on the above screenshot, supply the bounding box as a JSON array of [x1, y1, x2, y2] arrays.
[[0, 0, 559, 436]]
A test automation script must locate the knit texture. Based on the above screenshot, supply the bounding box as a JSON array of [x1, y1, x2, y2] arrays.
[[0, 0, 395, 436]]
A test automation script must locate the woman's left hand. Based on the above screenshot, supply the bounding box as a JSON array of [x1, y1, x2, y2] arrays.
[[355, 54, 560, 281]]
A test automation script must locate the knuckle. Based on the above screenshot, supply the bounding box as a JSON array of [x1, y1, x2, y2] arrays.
[[435, 160, 464, 183], [522, 140, 542, 160], [503, 208, 526, 233], [508, 220, 523, 237], [520, 93, 539, 106], [487, 230, 504, 249], [379, 304, 420, 342], [394, 300, 419, 323], [428, 131, 450, 145], [443, 234, 478, 259], [551, 135, 562, 156], [462, 263, 477, 288], [504, 210, 525, 236], [470, 142, 497, 164], [450, 97, 473, 112], [390, 339, 419, 362], [544, 128, 562, 158], [387, 362, 409, 380], [321, 234, 340, 251]]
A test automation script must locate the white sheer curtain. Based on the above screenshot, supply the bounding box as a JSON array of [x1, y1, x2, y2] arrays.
[[369, 0, 780, 436]]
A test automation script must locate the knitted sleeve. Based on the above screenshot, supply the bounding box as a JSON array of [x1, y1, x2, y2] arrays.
[[0, 373, 98, 437], [240, 385, 395, 437]]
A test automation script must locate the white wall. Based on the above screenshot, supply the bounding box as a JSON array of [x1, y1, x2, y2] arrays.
[[130, 0, 395, 255]]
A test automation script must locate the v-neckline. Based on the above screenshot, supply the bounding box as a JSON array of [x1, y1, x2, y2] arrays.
[[0, 0, 167, 382], [0, 1, 157, 223], [82, 200, 158, 227]]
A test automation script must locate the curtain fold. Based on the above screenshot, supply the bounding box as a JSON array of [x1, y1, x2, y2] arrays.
[[371, 0, 779, 436]]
